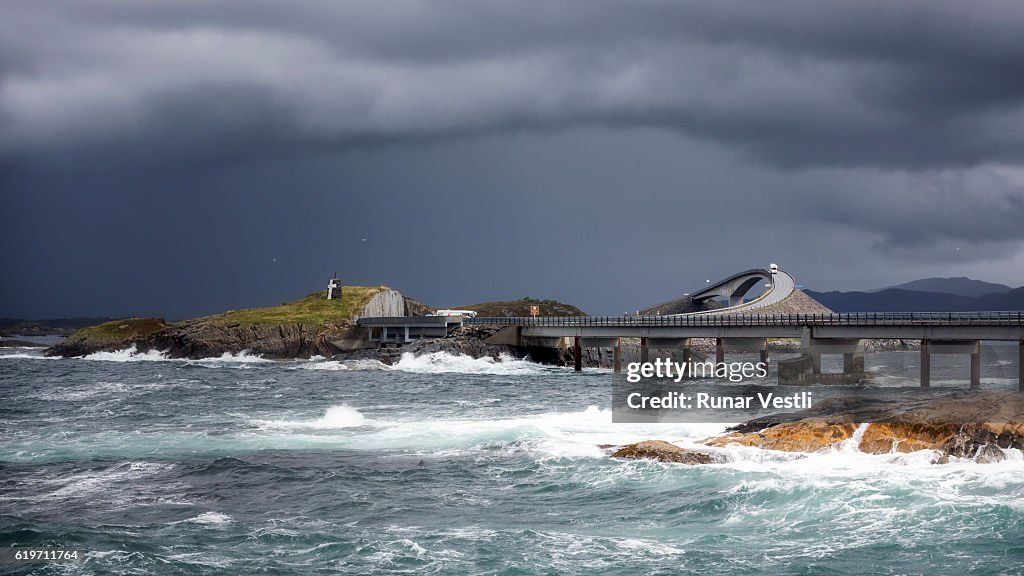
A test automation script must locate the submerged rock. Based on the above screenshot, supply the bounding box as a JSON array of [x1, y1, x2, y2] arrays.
[[611, 440, 723, 464]]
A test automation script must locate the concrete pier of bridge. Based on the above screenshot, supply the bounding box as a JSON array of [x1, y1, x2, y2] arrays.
[[575, 336, 695, 372], [919, 340, 982, 389], [714, 337, 769, 365]]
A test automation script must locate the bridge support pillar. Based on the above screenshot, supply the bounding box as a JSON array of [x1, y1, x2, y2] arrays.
[[719, 337, 768, 369], [573, 337, 582, 372], [614, 338, 622, 373], [640, 337, 649, 363], [404, 326, 410, 343], [1020, 341, 1023, 392], [843, 352, 864, 373], [921, 340, 930, 388], [924, 340, 981, 389]]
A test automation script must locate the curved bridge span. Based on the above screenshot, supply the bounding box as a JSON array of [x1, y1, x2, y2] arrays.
[[679, 266, 796, 315]]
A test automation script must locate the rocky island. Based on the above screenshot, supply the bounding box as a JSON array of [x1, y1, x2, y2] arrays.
[[43, 285, 590, 363], [46, 286, 427, 359], [44, 282, 918, 367]]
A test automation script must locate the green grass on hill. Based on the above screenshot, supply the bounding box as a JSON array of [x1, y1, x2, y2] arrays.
[[69, 317, 169, 345], [457, 298, 586, 317], [60, 286, 401, 346], [209, 286, 386, 327]]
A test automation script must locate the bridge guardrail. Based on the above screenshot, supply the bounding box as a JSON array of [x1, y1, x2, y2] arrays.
[[462, 311, 1024, 327], [357, 315, 464, 325]]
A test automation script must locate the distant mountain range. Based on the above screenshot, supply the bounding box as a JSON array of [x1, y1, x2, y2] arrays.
[[807, 276, 1024, 312], [0, 317, 119, 337], [869, 276, 1014, 297]]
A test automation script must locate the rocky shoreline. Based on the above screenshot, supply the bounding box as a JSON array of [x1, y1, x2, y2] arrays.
[[610, 391, 1024, 465], [44, 318, 923, 368], [45, 317, 360, 359]]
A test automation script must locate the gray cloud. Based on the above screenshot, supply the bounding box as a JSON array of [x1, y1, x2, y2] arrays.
[[3, 2, 1024, 318], [4, 1, 1024, 169], [777, 167, 1024, 251]]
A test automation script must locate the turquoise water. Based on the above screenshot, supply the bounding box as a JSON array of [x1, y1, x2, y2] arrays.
[[2, 346, 1024, 575]]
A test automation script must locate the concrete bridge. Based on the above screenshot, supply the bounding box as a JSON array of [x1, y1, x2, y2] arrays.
[[685, 267, 796, 312], [358, 312, 1024, 389], [360, 314, 465, 345], [639, 264, 797, 316], [354, 265, 1022, 389], [469, 312, 1024, 389]]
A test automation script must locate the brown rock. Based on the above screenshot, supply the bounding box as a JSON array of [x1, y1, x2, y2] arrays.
[[859, 422, 1009, 462], [611, 440, 722, 464], [707, 420, 856, 453], [710, 393, 1024, 464], [858, 422, 960, 454]]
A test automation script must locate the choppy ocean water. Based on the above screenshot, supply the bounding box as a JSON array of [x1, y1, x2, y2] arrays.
[[2, 343, 1024, 575]]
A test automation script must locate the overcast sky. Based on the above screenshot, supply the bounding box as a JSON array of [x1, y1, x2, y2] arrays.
[[3, 0, 1024, 319]]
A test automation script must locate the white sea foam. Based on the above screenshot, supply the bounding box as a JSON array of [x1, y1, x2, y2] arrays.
[[391, 351, 552, 375], [340, 359, 392, 370], [186, 351, 273, 366], [187, 511, 233, 525], [78, 346, 272, 366], [289, 351, 554, 374], [16, 347, 559, 376], [82, 346, 170, 362], [293, 359, 349, 371], [248, 404, 725, 459], [255, 405, 368, 429]]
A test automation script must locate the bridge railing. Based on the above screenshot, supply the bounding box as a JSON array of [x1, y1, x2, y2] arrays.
[[356, 315, 464, 325], [463, 311, 1024, 327]]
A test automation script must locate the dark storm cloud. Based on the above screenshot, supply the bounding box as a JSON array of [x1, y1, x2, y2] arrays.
[[775, 167, 1024, 251], [3, 1, 1024, 319], [4, 0, 1024, 169]]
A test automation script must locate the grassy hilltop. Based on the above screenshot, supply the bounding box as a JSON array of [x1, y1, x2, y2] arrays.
[[205, 286, 386, 327], [457, 297, 586, 317], [67, 317, 171, 347], [55, 286, 395, 353]]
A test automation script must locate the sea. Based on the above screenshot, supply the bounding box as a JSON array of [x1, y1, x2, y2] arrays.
[[2, 341, 1023, 575]]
